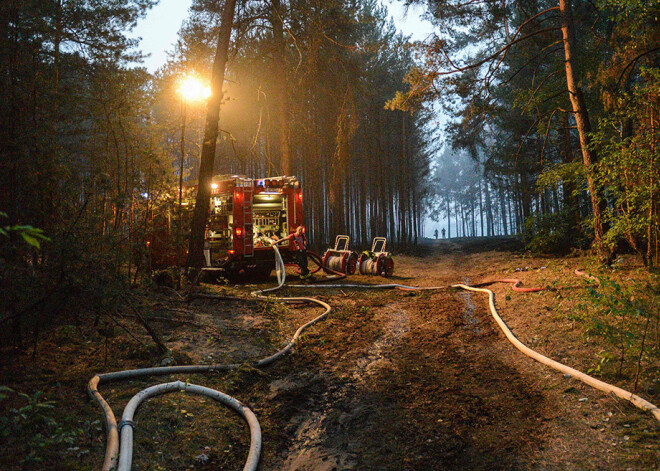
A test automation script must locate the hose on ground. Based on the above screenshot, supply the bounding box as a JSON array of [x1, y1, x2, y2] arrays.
[[452, 281, 660, 423], [117, 381, 261, 471], [89, 250, 658, 471], [575, 268, 600, 285], [471, 278, 545, 292], [253, 244, 445, 295], [263, 250, 660, 423], [89, 244, 332, 471]]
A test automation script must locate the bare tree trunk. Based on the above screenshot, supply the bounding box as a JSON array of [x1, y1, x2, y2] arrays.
[[485, 180, 493, 236], [500, 187, 508, 235], [329, 88, 356, 239], [270, 0, 291, 174], [455, 198, 459, 237], [446, 198, 451, 238], [561, 111, 580, 228], [187, 0, 237, 269], [478, 176, 484, 236], [649, 105, 656, 267], [559, 0, 609, 262]]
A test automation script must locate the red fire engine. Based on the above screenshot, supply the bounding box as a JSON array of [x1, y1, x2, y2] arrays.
[[196, 174, 304, 280], [150, 174, 394, 280]]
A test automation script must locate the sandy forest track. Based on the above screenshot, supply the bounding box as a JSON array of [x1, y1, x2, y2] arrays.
[[1, 239, 658, 470], [260, 240, 659, 470]]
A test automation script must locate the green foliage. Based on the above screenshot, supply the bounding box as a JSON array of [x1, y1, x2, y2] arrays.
[[527, 164, 591, 252], [592, 67, 660, 265], [0, 0, 178, 353], [525, 210, 590, 254], [0, 387, 84, 466], [536, 162, 585, 194], [399, 0, 659, 261], [0, 212, 50, 249], [581, 274, 660, 379]]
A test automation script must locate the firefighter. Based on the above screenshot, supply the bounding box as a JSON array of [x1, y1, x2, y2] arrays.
[[272, 225, 311, 280], [292, 225, 311, 280]]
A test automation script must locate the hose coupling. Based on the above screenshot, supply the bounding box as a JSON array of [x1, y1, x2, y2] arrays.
[[118, 419, 136, 431]]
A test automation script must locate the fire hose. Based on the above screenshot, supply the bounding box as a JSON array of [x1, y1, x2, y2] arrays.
[[116, 381, 261, 471], [277, 254, 660, 423], [88, 249, 660, 470], [451, 281, 660, 423], [88, 242, 448, 471], [88, 244, 333, 471]]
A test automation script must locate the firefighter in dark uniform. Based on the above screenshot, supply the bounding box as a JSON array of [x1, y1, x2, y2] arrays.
[[292, 225, 310, 279], [272, 225, 311, 280]]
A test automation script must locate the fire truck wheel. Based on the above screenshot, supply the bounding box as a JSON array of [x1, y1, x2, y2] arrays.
[[198, 269, 223, 284], [250, 266, 273, 282]]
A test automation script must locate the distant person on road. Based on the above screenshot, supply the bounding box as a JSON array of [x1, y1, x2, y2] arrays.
[[442, 228, 446, 239], [434, 229, 438, 239]]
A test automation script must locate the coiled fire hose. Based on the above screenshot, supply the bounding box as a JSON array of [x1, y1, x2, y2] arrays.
[[89, 250, 660, 471]]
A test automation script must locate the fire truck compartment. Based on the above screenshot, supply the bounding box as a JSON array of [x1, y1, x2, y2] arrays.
[[253, 193, 288, 247]]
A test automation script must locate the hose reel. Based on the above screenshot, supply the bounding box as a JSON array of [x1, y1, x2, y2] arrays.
[[358, 237, 394, 277], [322, 235, 358, 275]]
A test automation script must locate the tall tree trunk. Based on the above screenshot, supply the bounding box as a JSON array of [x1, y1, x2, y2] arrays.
[[329, 88, 356, 239], [455, 198, 459, 237], [559, 0, 609, 262], [187, 0, 237, 269], [446, 198, 451, 238], [485, 180, 493, 236], [500, 187, 508, 235], [270, 0, 291, 174], [649, 105, 657, 267], [478, 175, 484, 236]]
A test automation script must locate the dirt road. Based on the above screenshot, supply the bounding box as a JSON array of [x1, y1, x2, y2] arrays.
[[255, 239, 658, 470], [1, 239, 658, 470]]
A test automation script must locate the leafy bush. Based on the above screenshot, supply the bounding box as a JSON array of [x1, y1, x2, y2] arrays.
[[581, 274, 660, 389], [525, 210, 591, 254], [0, 387, 84, 466]]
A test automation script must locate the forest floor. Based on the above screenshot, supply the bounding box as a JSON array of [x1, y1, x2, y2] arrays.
[[1, 238, 659, 470]]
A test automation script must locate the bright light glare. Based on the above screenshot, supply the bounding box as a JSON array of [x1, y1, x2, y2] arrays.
[[211, 183, 218, 189], [178, 76, 211, 101]]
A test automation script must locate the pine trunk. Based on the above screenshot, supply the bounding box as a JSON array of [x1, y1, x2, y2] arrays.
[[559, 0, 609, 262], [187, 0, 237, 269]]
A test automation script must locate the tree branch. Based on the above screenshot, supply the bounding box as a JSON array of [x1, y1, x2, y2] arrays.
[[434, 27, 561, 77], [615, 47, 660, 90]]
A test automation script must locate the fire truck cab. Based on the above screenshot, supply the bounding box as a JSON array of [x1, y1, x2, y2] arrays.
[[201, 174, 304, 280]]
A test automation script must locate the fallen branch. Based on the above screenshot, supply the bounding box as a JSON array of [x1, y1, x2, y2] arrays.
[[125, 301, 168, 354]]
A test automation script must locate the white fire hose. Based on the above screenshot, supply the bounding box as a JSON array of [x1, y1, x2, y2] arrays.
[[262, 247, 660, 422], [452, 283, 660, 422], [117, 381, 261, 471], [88, 244, 332, 471], [88, 248, 660, 471]]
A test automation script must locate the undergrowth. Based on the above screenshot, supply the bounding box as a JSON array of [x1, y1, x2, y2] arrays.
[[578, 270, 660, 394], [0, 386, 93, 468]]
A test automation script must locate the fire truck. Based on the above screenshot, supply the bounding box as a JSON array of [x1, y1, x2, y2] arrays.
[[194, 174, 304, 281], [150, 174, 393, 281]]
